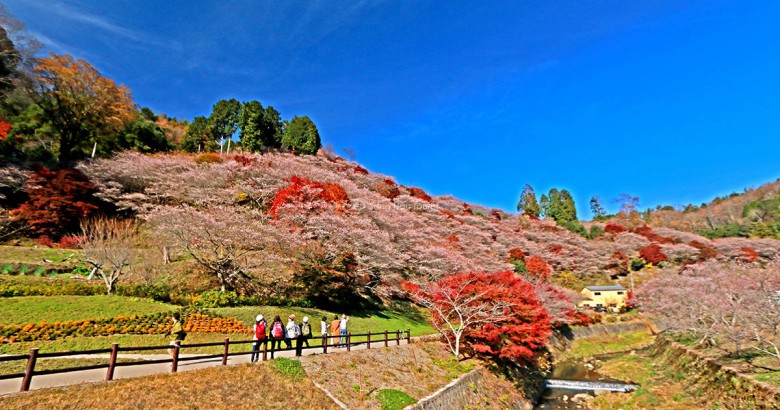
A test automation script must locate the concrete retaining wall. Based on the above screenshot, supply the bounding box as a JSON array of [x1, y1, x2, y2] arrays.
[[406, 367, 532, 410], [548, 321, 652, 359]]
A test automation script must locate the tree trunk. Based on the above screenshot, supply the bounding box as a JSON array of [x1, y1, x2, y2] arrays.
[[162, 246, 170, 264]]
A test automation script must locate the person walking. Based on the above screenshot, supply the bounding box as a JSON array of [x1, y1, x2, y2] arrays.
[[164, 312, 186, 362], [339, 314, 349, 346], [268, 316, 284, 358], [320, 316, 328, 338], [285, 314, 299, 349], [300, 317, 312, 349], [330, 315, 341, 347], [250, 315, 267, 363]]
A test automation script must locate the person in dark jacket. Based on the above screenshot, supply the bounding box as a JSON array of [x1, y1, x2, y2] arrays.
[[299, 316, 313, 348], [268, 316, 284, 358]]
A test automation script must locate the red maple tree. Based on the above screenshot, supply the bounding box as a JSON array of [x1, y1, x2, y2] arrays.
[[268, 175, 350, 218], [604, 222, 627, 235], [404, 271, 551, 362], [407, 187, 433, 202], [507, 247, 526, 262], [375, 179, 401, 200], [10, 167, 101, 239], [525, 255, 552, 281], [738, 247, 758, 263], [639, 244, 667, 264], [0, 121, 11, 140]]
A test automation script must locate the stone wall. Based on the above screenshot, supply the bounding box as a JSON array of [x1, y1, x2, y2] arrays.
[[652, 337, 780, 409], [406, 367, 533, 410], [548, 321, 652, 359]]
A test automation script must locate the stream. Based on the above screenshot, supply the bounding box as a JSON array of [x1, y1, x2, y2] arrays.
[[534, 352, 634, 409]]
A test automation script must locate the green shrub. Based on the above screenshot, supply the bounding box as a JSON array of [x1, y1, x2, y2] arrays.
[[33, 267, 46, 277], [270, 358, 306, 380], [18, 266, 29, 276], [589, 225, 605, 239], [194, 290, 242, 307], [1, 265, 13, 275], [630, 259, 645, 271], [560, 220, 589, 238], [70, 266, 92, 276], [376, 389, 416, 410]]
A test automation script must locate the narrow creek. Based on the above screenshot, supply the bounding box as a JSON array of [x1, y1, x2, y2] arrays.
[[534, 351, 634, 409]]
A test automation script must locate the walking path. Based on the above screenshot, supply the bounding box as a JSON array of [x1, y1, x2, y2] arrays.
[[0, 338, 411, 395]]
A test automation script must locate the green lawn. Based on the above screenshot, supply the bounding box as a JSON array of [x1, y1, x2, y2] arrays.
[[212, 303, 436, 337], [562, 329, 655, 360], [0, 245, 81, 265], [0, 295, 177, 325]]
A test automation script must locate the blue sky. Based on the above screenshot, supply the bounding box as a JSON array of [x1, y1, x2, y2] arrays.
[[6, 0, 780, 218]]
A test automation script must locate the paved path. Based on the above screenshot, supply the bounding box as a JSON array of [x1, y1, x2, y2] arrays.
[[0, 338, 411, 395]]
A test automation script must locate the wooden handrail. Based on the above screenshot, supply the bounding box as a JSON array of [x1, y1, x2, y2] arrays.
[[3, 328, 410, 392]]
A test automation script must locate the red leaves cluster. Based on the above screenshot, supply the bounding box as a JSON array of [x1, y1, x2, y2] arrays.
[[10, 167, 101, 239], [0, 121, 11, 140], [507, 247, 526, 262], [525, 255, 552, 280], [407, 187, 433, 202], [405, 271, 551, 363], [604, 222, 627, 235], [639, 243, 667, 265], [739, 247, 758, 263], [232, 154, 257, 167], [268, 175, 350, 218], [439, 209, 456, 219], [688, 240, 718, 261], [547, 244, 563, 255], [352, 165, 369, 175], [375, 179, 400, 201], [632, 224, 675, 244]]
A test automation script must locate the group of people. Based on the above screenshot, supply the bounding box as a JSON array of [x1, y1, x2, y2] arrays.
[[250, 313, 349, 362]]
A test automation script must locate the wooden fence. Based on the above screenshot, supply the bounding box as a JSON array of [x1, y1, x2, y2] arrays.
[[0, 329, 411, 392]]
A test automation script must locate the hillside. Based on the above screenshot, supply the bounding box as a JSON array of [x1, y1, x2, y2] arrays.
[[644, 179, 780, 238], [6, 151, 769, 297]]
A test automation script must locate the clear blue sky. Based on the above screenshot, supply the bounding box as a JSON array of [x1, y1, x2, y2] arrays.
[[6, 0, 780, 218]]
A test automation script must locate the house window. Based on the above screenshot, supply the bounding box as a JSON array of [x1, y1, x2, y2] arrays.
[[617, 292, 624, 295], [594, 292, 601, 296]]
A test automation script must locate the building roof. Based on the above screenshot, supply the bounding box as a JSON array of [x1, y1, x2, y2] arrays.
[[584, 285, 626, 291]]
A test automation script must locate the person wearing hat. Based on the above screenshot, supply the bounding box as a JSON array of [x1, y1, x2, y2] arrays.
[[250, 314, 267, 363], [299, 316, 313, 348], [284, 314, 299, 349]]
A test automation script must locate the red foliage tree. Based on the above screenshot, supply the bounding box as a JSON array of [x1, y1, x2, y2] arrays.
[[639, 243, 667, 264], [738, 247, 758, 263], [507, 247, 526, 262], [604, 222, 627, 235], [688, 240, 718, 261], [268, 175, 350, 218], [407, 187, 433, 202], [10, 167, 101, 239], [547, 244, 563, 255], [631, 224, 675, 244], [232, 154, 257, 167], [0, 121, 11, 140], [404, 271, 551, 362], [374, 179, 401, 201], [525, 255, 552, 281], [352, 165, 369, 175]]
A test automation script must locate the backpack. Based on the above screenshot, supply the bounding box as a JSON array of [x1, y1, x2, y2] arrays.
[[291, 323, 301, 338], [255, 322, 266, 339], [301, 322, 311, 337], [271, 321, 284, 338]]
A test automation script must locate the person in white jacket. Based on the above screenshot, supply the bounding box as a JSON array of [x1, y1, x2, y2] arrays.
[[284, 314, 298, 349]]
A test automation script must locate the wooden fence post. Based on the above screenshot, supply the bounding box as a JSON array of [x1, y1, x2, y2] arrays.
[[384, 330, 389, 347], [367, 331, 371, 350], [222, 338, 229, 366], [171, 342, 180, 373], [323, 335, 328, 354], [106, 343, 119, 381], [396, 330, 401, 345], [262, 339, 268, 361], [407, 329, 411, 343], [346, 333, 351, 352], [20, 348, 38, 392]]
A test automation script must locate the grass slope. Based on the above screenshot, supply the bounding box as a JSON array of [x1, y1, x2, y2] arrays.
[[0, 295, 177, 325], [0, 361, 339, 410], [561, 330, 655, 360], [212, 303, 436, 337]]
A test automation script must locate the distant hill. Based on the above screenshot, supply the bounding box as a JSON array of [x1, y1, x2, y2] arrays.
[[644, 179, 780, 238]]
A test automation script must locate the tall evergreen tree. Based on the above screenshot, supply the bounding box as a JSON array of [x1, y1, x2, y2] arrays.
[[516, 184, 541, 217], [590, 196, 607, 221], [182, 116, 213, 152], [281, 115, 320, 155]]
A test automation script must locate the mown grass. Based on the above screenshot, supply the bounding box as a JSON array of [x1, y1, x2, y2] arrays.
[[0, 333, 253, 355], [0, 362, 340, 410], [377, 388, 417, 410], [561, 329, 655, 360], [0, 295, 177, 325], [271, 357, 307, 380], [0, 245, 81, 265], [212, 302, 436, 337]]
